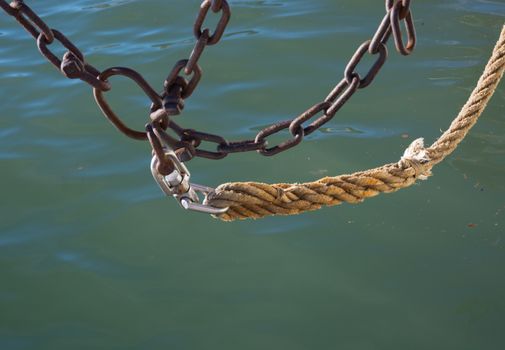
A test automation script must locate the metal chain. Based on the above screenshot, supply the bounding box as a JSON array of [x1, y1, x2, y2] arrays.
[[156, 0, 417, 159], [0, 0, 417, 164]]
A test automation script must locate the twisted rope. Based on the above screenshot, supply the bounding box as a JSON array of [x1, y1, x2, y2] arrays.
[[208, 25, 505, 222]]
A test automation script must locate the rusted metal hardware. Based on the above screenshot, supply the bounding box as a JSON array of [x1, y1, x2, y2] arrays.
[[0, 0, 418, 213], [0, 0, 417, 158], [390, 0, 416, 55], [161, 0, 417, 159], [194, 0, 231, 45], [93, 67, 164, 140], [242, 0, 416, 156]]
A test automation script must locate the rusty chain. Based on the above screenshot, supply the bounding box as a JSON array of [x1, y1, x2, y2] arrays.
[[0, 0, 417, 169]]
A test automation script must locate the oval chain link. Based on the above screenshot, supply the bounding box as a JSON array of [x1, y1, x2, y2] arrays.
[[10, 0, 54, 42], [345, 41, 388, 88], [390, 0, 416, 55], [93, 67, 163, 140], [194, 0, 231, 45]]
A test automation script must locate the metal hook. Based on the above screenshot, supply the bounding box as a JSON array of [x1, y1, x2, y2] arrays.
[[149, 129, 228, 215]]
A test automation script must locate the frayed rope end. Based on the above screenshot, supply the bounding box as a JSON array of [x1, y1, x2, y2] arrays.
[[399, 138, 432, 180]]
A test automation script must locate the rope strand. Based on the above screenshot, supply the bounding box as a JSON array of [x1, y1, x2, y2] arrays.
[[208, 25, 505, 221]]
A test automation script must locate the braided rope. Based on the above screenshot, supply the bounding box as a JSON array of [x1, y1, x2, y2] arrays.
[[208, 25, 505, 222]]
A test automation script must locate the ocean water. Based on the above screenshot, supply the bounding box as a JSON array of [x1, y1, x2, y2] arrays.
[[0, 1, 504, 349]]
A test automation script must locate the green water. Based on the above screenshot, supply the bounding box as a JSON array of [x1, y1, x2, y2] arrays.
[[1, 1, 504, 349]]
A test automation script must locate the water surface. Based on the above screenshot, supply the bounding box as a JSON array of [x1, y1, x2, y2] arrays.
[[1, 1, 504, 349]]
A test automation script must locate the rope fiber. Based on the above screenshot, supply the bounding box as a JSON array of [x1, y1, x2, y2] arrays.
[[208, 25, 505, 222]]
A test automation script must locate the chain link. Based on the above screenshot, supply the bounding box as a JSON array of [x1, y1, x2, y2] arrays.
[[194, 0, 231, 46], [93, 67, 164, 140], [390, 0, 416, 55], [1, 0, 418, 163], [10, 0, 54, 42]]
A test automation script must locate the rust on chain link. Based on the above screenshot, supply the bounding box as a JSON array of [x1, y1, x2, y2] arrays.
[[185, 29, 210, 74], [0, 1, 16, 16], [0, 0, 418, 164], [165, 59, 202, 100], [182, 129, 228, 160], [10, 0, 54, 42], [93, 67, 164, 141], [369, 12, 392, 54], [255, 120, 304, 156], [390, 0, 416, 55], [194, 0, 231, 45], [37, 29, 83, 67], [324, 77, 361, 118], [147, 124, 176, 176], [345, 40, 388, 88], [37, 29, 111, 91], [289, 101, 331, 136], [211, 0, 223, 13]]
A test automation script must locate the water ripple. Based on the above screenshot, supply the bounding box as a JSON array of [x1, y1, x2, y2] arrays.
[[445, 0, 505, 17]]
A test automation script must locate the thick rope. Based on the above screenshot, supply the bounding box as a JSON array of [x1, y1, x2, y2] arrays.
[[208, 25, 505, 222]]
